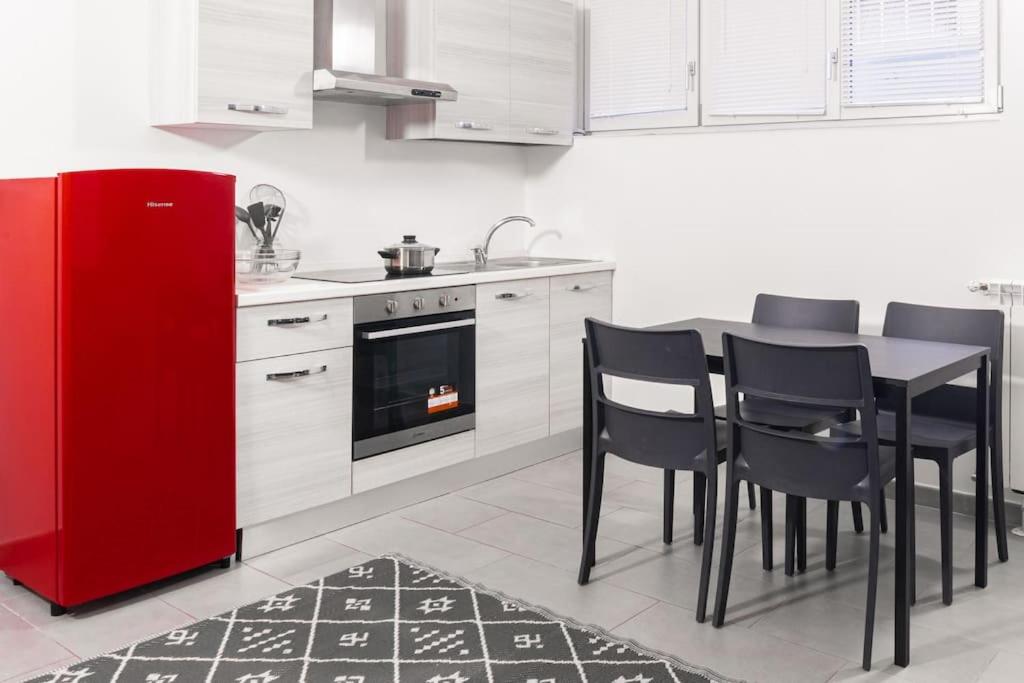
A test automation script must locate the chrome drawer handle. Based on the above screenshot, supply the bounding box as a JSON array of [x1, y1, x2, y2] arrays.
[[228, 103, 288, 115], [266, 365, 327, 382], [527, 127, 560, 136], [495, 291, 532, 301], [455, 121, 493, 131], [267, 314, 328, 327], [568, 284, 597, 292]]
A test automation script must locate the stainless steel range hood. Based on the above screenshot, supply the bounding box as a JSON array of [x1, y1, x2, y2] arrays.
[[314, 0, 457, 106]]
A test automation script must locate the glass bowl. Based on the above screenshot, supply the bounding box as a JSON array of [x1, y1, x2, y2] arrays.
[[235, 248, 301, 285]]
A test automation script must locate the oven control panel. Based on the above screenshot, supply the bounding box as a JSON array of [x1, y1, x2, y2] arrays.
[[354, 285, 476, 324]]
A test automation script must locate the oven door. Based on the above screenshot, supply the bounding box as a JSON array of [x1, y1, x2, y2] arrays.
[[353, 310, 476, 459]]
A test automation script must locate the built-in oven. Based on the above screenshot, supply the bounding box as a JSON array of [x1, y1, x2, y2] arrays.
[[352, 286, 476, 460]]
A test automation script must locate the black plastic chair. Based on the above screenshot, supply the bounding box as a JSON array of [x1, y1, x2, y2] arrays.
[[831, 302, 1009, 605], [713, 334, 894, 671], [714, 294, 862, 573], [578, 319, 723, 623]]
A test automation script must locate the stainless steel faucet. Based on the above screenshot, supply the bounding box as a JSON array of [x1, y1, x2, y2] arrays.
[[473, 216, 536, 266]]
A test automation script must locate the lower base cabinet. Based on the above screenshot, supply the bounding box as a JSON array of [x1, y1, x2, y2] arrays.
[[352, 431, 476, 494], [236, 347, 353, 527]]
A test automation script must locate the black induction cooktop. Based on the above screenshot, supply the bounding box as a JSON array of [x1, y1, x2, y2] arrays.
[[295, 267, 471, 284]]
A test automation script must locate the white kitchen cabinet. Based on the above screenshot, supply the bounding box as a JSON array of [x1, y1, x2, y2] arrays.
[[476, 278, 551, 456], [509, 0, 576, 145], [236, 347, 352, 527], [386, 0, 576, 145], [352, 431, 476, 494], [549, 272, 613, 434], [150, 0, 313, 131], [236, 298, 353, 363]]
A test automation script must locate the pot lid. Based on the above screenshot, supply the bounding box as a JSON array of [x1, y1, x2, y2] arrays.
[[384, 235, 437, 252]]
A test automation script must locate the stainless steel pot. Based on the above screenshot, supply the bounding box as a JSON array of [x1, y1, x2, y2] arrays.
[[378, 235, 440, 275]]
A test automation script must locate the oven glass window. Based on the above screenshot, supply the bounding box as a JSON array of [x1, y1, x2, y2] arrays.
[[354, 312, 475, 445]]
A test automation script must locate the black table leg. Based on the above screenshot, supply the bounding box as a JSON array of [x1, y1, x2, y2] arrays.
[[976, 355, 989, 588], [582, 341, 594, 567], [894, 385, 911, 668]]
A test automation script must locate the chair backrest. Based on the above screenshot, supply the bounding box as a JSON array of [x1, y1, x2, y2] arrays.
[[723, 333, 881, 501], [881, 302, 1004, 423], [753, 293, 860, 333], [584, 318, 718, 471]]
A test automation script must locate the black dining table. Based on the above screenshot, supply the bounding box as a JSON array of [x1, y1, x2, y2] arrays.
[[581, 317, 992, 668]]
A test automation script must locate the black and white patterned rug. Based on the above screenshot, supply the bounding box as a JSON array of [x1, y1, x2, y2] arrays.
[[27, 555, 739, 683]]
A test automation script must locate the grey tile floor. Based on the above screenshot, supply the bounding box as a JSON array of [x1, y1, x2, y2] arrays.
[[2, 450, 1023, 682]]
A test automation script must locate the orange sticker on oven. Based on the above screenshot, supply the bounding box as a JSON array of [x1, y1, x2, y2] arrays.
[[428, 386, 460, 414]]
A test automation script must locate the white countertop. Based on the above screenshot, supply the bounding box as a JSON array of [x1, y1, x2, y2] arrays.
[[236, 260, 616, 307]]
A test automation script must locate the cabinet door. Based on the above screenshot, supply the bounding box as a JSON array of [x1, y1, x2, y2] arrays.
[[476, 278, 550, 456], [550, 272, 612, 434], [510, 0, 576, 145], [433, 0, 512, 141], [196, 0, 313, 130], [237, 348, 352, 527]]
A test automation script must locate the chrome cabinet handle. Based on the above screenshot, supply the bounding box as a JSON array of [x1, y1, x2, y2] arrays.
[[361, 318, 476, 341], [687, 60, 697, 91], [228, 104, 288, 115], [527, 127, 560, 136], [267, 314, 328, 327], [568, 284, 597, 293], [455, 121, 493, 131], [495, 292, 533, 301], [266, 365, 328, 382]]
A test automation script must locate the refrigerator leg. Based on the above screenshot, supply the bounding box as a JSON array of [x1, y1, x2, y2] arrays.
[[12, 578, 21, 586], [218, 557, 232, 569], [235, 529, 244, 563], [50, 603, 67, 617]]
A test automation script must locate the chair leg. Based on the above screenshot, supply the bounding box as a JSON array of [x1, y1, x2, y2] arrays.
[[693, 472, 707, 547], [879, 490, 889, 534], [578, 453, 605, 585], [851, 502, 864, 534], [992, 438, 1010, 563], [826, 501, 839, 572], [712, 479, 742, 627], [760, 487, 773, 571], [909, 475, 917, 605], [939, 461, 954, 606], [784, 495, 796, 577], [797, 497, 808, 574], [664, 470, 675, 545], [747, 481, 757, 510], [862, 499, 881, 671], [696, 469, 718, 623]]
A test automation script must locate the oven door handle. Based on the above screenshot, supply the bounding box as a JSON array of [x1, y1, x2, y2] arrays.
[[361, 318, 476, 341]]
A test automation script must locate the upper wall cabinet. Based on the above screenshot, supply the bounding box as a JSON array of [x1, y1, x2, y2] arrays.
[[150, 0, 314, 131], [386, 0, 576, 146]]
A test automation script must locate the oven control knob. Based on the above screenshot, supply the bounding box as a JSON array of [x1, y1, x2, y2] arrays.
[[385, 299, 399, 315], [438, 294, 451, 308], [413, 297, 425, 311]]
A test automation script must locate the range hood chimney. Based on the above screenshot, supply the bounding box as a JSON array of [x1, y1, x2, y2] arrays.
[[313, 0, 457, 106]]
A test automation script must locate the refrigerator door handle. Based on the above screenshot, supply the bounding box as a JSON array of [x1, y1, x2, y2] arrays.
[[266, 365, 328, 382]]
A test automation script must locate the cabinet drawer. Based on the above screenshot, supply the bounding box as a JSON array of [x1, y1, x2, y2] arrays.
[[550, 272, 613, 434], [237, 298, 353, 362], [352, 431, 476, 494], [476, 278, 550, 456], [236, 348, 352, 527]]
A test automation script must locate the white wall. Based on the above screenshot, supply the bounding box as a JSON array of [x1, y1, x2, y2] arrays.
[[524, 3, 1024, 497], [0, 1, 530, 270]]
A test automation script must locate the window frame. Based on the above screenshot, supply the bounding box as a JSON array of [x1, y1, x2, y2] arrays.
[[701, 0, 841, 127], [838, 0, 1001, 121], [578, 0, 1002, 135], [583, 0, 701, 132]]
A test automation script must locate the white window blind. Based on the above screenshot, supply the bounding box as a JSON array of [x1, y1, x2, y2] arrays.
[[589, 0, 688, 120], [706, 0, 829, 117], [842, 0, 986, 107]]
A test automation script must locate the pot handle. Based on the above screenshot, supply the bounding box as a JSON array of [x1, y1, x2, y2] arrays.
[[434, 247, 441, 255], [378, 249, 398, 259]]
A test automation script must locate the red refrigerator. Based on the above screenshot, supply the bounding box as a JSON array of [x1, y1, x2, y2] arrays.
[[0, 169, 237, 614]]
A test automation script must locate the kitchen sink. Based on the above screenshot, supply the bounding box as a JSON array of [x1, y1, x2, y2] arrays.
[[441, 257, 592, 271]]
